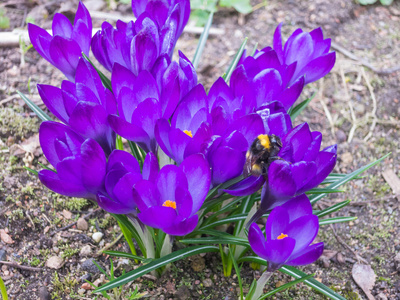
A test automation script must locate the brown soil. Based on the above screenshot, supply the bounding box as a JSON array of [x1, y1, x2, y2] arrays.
[[0, 0, 400, 299]]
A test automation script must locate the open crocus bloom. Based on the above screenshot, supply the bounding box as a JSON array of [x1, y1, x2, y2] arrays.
[[248, 194, 324, 272], [132, 154, 211, 236]]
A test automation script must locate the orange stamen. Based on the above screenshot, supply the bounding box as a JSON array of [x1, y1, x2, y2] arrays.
[[162, 200, 177, 209], [277, 233, 288, 240], [183, 130, 193, 138]]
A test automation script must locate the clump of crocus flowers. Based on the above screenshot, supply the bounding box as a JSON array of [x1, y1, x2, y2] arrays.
[[26, 0, 341, 297]]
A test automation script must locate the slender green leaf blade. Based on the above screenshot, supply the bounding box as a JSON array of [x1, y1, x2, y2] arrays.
[[315, 200, 351, 217], [17, 90, 52, 122], [103, 251, 152, 263], [0, 275, 8, 300], [289, 93, 316, 121], [310, 153, 390, 204], [192, 12, 214, 69], [94, 245, 219, 292], [24, 166, 38, 175], [181, 236, 248, 247], [306, 188, 344, 194], [258, 274, 315, 299], [223, 38, 248, 82], [238, 256, 346, 300], [319, 216, 357, 226]]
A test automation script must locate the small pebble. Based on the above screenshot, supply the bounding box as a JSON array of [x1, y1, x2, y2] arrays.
[[77, 218, 88, 231], [92, 232, 103, 243], [81, 282, 93, 290], [80, 245, 92, 257], [39, 286, 51, 300], [46, 256, 64, 269]]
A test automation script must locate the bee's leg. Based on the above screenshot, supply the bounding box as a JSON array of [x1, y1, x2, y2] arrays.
[[268, 156, 284, 163]]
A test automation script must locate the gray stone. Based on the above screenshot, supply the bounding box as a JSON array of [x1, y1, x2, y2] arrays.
[[39, 286, 51, 300], [80, 273, 92, 283], [80, 245, 92, 257], [0, 249, 7, 261], [46, 256, 64, 269], [81, 258, 100, 274], [202, 278, 213, 287], [77, 218, 88, 231], [174, 285, 191, 300], [376, 293, 388, 300]]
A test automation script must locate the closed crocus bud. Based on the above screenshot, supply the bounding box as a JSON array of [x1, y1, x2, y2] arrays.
[[38, 121, 106, 200], [248, 194, 324, 272], [38, 59, 117, 155], [28, 2, 92, 81], [96, 151, 159, 214], [132, 154, 211, 236], [273, 23, 336, 85]]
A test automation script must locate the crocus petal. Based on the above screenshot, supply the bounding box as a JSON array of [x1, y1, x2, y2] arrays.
[[96, 193, 136, 214], [39, 169, 88, 198], [163, 215, 198, 236], [267, 160, 297, 199], [37, 84, 69, 124], [297, 52, 336, 85], [210, 146, 245, 186], [265, 206, 290, 241], [80, 139, 106, 192], [285, 215, 319, 253], [222, 175, 265, 197], [142, 152, 159, 182], [138, 206, 177, 229], [180, 154, 211, 215], [280, 194, 312, 223], [287, 242, 324, 266], [107, 150, 141, 174], [248, 223, 267, 257], [264, 238, 296, 271], [52, 13, 73, 38], [156, 165, 188, 202]]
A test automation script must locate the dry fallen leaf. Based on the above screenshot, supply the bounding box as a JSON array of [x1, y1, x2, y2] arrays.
[[0, 229, 14, 244], [352, 263, 376, 300]]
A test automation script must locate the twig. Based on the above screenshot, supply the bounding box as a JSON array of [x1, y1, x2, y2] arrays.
[[0, 261, 42, 272], [361, 68, 378, 142], [329, 224, 368, 264], [318, 78, 335, 137], [0, 95, 18, 106], [331, 41, 400, 75], [96, 233, 123, 256], [49, 208, 101, 236], [25, 211, 35, 229]]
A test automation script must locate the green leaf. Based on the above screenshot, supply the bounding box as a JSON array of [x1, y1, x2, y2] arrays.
[[289, 93, 316, 121], [380, 0, 393, 5], [111, 214, 146, 257], [229, 247, 244, 299], [315, 200, 351, 217], [0, 275, 8, 300], [306, 188, 344, 194], [192, 12, 214, 69], [238, 257, 346, 300], [310, 153, 390, 204], [103, 251, 153, 263], [319, 216, 357, 226], [257, 274, 315, 299], [357, 0, 377, 4], [223, 38, 248, 82], [94, 245, 219, 292], [82, 53, 112, 92], [181, 236, 249, 247], [220, 0, 253, 13], [199, 214, 248, 230], [17, 90, 52, 122], [23, 166, 38, 175]]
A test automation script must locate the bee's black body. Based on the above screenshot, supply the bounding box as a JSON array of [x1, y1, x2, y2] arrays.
[[244, 134, 283, 177]]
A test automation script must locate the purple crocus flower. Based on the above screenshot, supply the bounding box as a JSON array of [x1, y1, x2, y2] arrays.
[[28, 2, 92, 81], [273, 23, 336, 85], [230, 48, 305, 112], [232, 122, 337, 226], [92, 0, 190, 73], [38, 121, 106, 200], [97, 150, 159, 214], [248, 194, 324, 272], [37, 59, 117, 155], [132, 154, 211, 236]]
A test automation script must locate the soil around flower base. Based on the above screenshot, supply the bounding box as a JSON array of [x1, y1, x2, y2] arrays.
[[0, 0, 400, 298]]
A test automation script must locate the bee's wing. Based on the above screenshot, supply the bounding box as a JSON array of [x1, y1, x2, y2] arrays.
[[244, 151, 257, 177]]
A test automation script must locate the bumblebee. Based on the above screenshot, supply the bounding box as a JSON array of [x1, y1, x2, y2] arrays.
[[244, 134, 283, 177]]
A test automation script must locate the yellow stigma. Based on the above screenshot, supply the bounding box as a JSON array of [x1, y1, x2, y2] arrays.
[[183, 130, 193, 138], [162, 200, 177, 209], [258, 134, 270, 149], [277, 233, 288, 240]]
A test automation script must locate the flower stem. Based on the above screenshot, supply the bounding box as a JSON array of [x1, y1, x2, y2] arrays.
[[251, 271, 274, 300]]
